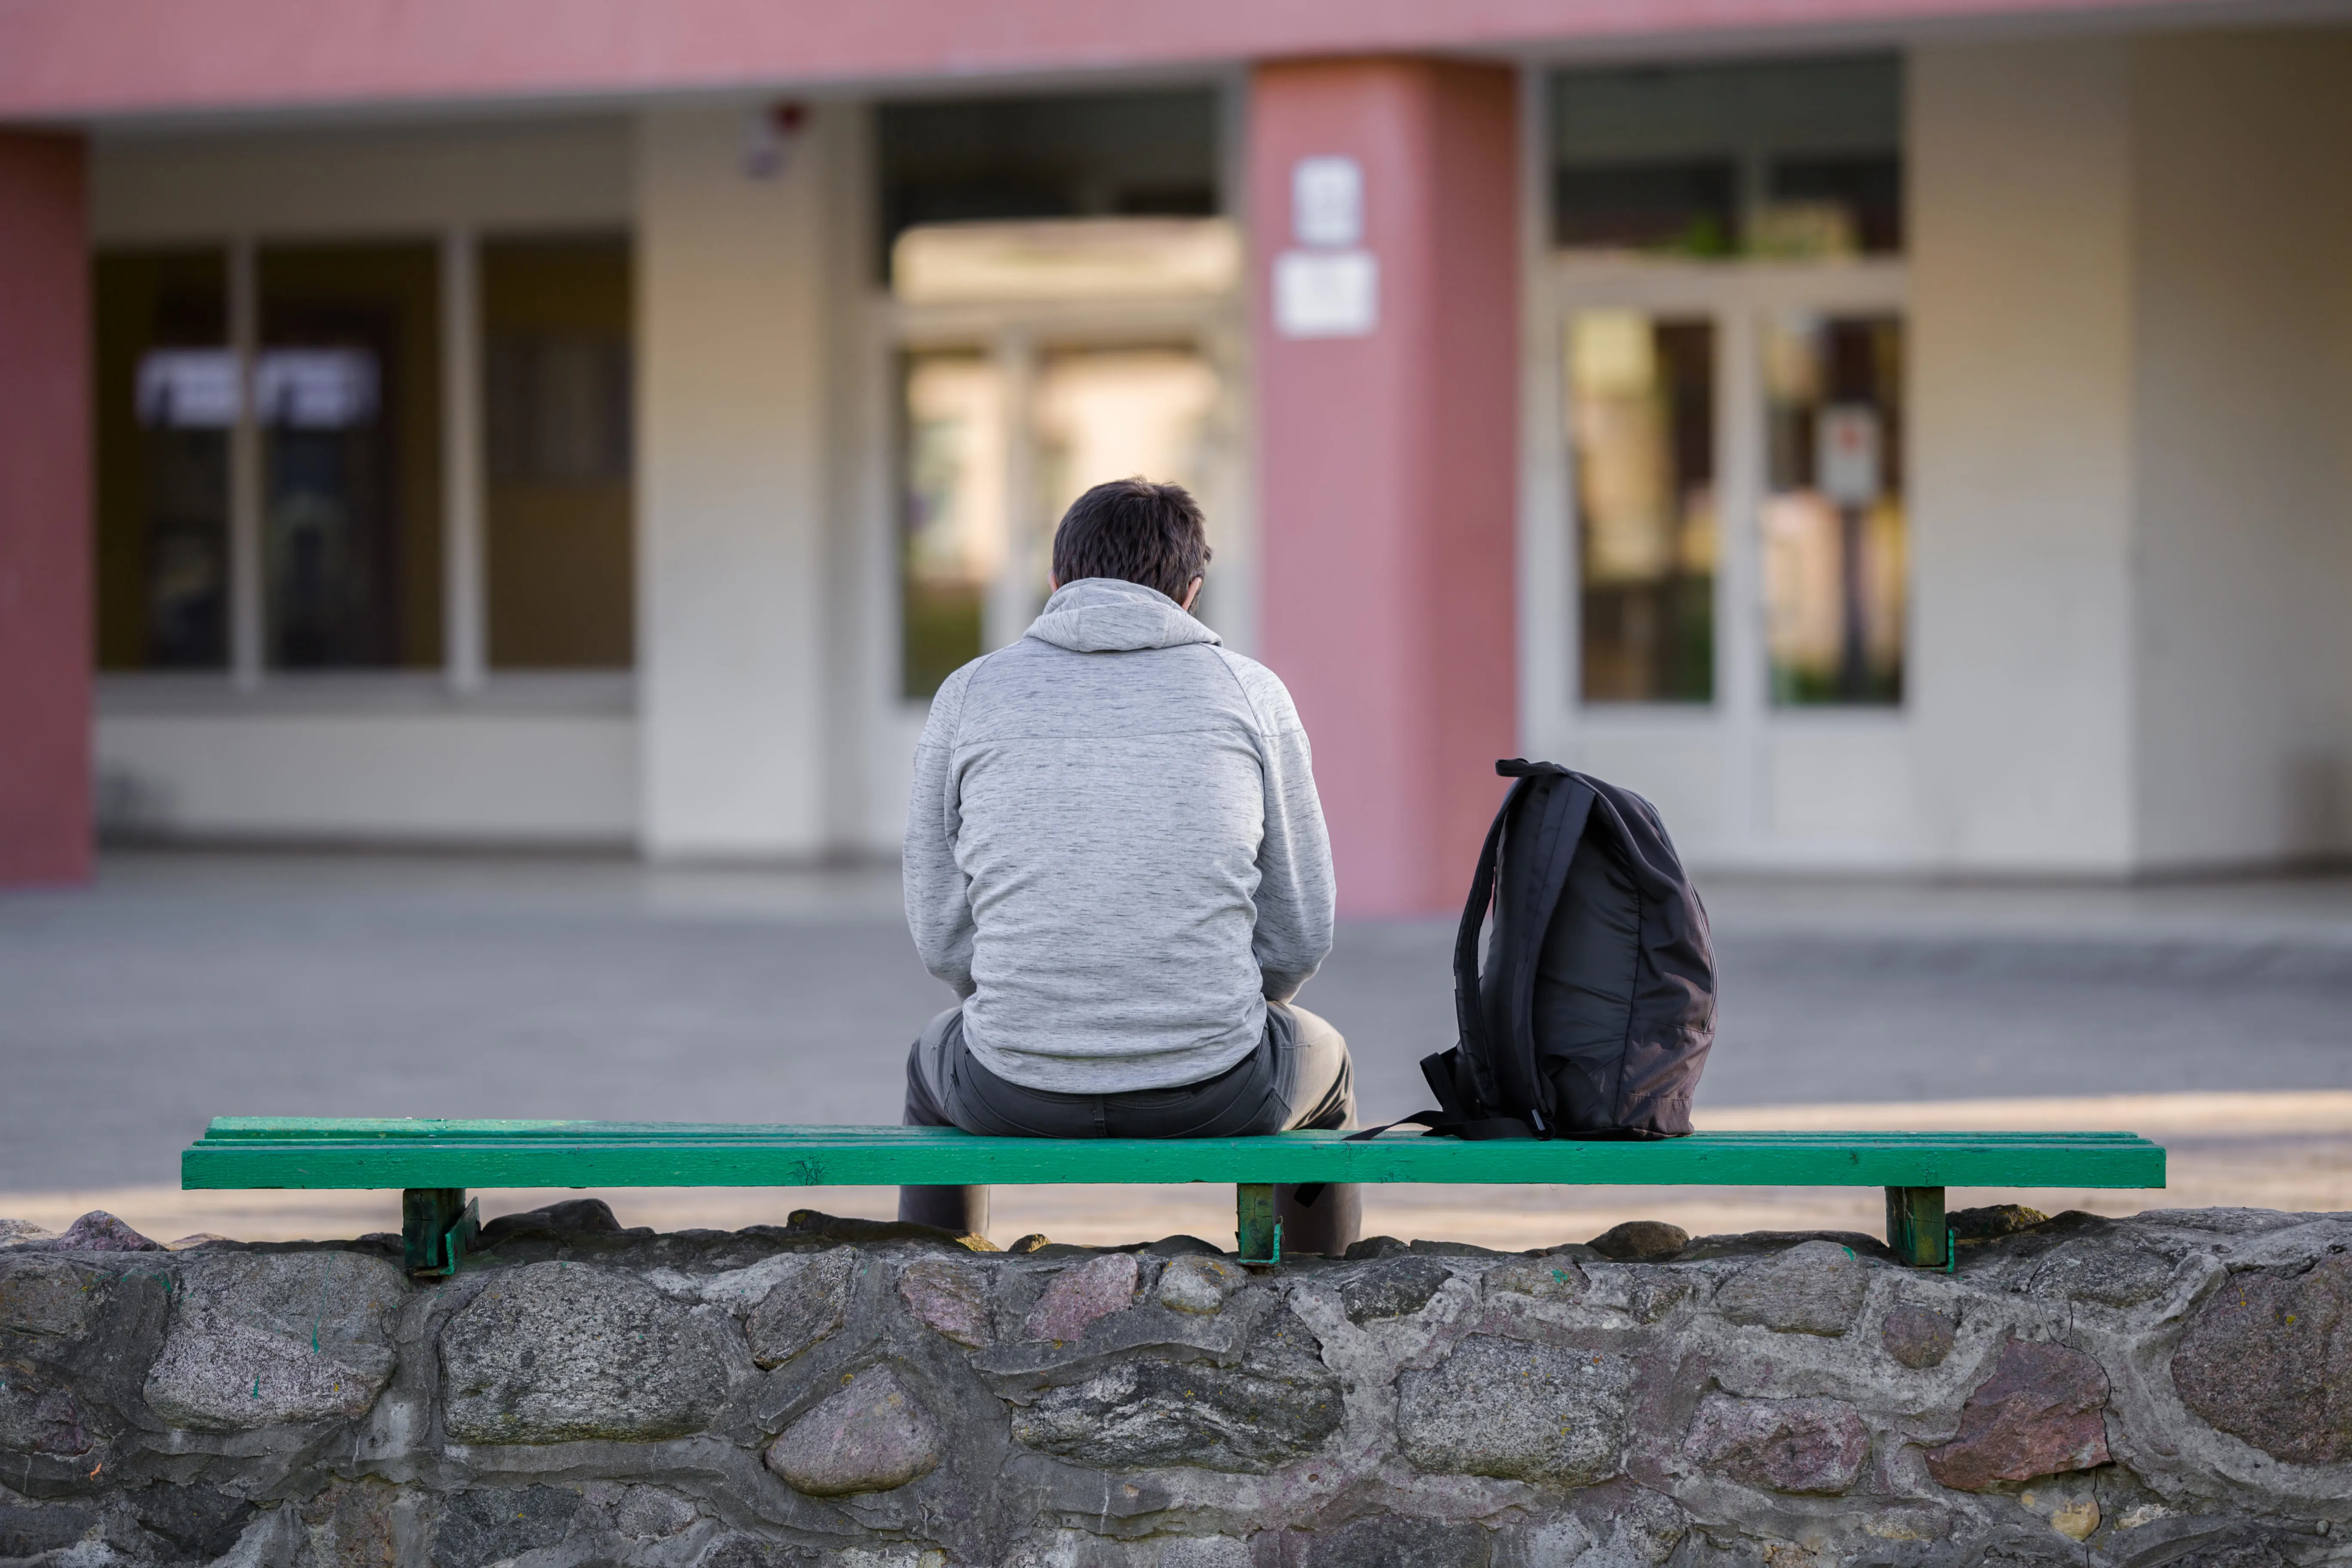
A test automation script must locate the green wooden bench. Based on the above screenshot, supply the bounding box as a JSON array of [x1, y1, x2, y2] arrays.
[[182, 1118, 2164, 1276]]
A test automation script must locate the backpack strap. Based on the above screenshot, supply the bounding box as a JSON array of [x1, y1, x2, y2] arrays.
[[1486, 772, 1594, 1134], [1450, 775, 1527, 1084], [1339, 1052, 1540, 1142]]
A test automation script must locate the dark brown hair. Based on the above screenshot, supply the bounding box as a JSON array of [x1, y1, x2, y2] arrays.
[[1050, 478, 1212, 605]]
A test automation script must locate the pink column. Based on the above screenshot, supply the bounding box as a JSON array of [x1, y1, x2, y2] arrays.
[[0, 133, 92, 886], [1251, 60, 1519, 918]]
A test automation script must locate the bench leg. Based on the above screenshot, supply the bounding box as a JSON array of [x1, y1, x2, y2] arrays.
[[403, 1187, 477, 1277], [1235, 1183, 1280, 1269], [1884, 1186, 1948, 1268]]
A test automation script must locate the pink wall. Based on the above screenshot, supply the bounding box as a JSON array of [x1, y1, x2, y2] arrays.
[[1253, 60, 1519, 919], [0, 0, 2217, 120], [0, 133, 92, 886]]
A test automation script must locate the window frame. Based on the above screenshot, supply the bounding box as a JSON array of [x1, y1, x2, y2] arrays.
[[93, 225, 639, 715]]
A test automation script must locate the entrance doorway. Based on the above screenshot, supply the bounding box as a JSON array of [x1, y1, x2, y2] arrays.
[[1524, 55, 1915, 866]]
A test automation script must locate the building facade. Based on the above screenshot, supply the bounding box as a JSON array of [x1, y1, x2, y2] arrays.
[[2, 1, 2349, 912]]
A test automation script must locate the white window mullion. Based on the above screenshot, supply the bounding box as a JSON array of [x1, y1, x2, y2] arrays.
[[441, 227, 487, 692], [1717, 297, 1768, 857]]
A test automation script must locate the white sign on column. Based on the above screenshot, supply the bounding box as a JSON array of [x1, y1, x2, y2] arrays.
[[1276, 154, 1377, 339]]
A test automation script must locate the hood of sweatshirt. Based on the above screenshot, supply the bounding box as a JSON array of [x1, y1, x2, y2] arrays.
[[1023, 577, 1222, 654]]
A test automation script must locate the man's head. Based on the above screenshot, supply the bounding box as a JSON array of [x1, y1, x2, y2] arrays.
[[1049, 477, 1212, 612]]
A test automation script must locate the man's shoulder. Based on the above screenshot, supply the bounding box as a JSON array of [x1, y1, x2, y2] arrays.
[[1204, 646, 1305, 735]]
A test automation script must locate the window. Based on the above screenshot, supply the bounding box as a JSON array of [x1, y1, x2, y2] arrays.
[[94, 250, 231, 671], [1762, 313, 1906, 704], [1553, 57, 1903, 260], [1568, 312, 1716, 703], [257, 242, 443, 669], [877, 90, 1219, 279], [896, 341, 1228, 698], [482, 236, 634, 669]]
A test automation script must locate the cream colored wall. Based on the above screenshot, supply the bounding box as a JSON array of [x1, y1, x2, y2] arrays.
[[2128, 32, 2352, 869], [96, 710, 637, 843], [1908, 39, 2139, 873], [635, 106, 842, 858]]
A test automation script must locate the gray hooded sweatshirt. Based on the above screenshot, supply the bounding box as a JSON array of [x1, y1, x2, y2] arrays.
[[903, 577, 1337, 1093]]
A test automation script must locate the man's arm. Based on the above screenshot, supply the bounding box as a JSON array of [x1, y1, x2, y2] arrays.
[[902, 666, 978, 998], [1245, 669, 1336, 1003]]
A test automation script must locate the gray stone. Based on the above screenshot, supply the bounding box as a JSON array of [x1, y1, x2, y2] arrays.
[[0, 1365, 93, 1454], [1948, 1204, 2048, 1241], [1297, 1514, 1492, 1568], [1011, 1307, 1342, 1473], [2034, 1241, 2180, 1308], [896, 1256, 992, 1348], [612, 1486, 700, 1541], [143, 1250, 406, 1430], [441, 1261, 726, 1444], [1881, 1305, 1956, 1369], [1482, 1257, 1589, 1302], [1156, 1254, 1248, 1314], [1682, 1392, 1869, 1494], [1714, 1240, 1871, 1336], [1626, 1273, 1692, 1324], [1341, 1257, 1454, 1324], [479, 1199, 625, 1245], [1397, 1335, 1632, 1486], [764, 1367, 941, 1496], [1924, 1338, 2110, 1491], [302, 1478, 403, 1568], [1589, 1221, 1689, 1261], [124, 1484, 260, 1561], [2173, 1255, 2352, 1464], [0, 1255, 107, 1338], [52, 1211, 162, 1252], [744, 1250, 857, 1367], [1023, 1253, 1139, 1341], [0, 1502, 98, 1558], [0, 1219, 56, 1248], [432, 1485, 583, 1568]]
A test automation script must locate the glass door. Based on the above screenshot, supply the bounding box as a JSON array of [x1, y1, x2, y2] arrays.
[[1539, 261, 1908, 862]]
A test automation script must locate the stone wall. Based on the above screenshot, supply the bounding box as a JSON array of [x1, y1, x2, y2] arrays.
[[4, 1201, 2350, 1567]]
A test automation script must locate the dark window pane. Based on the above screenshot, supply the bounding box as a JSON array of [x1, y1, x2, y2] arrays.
[[482, 235, 634, 670], [1554, 162, 1737, 255], [1762, 313, 1905, 705], [877, 90, 1219, 282], [258, 242, 441, 670], [1768, 154, 1904, 255], [1570, 313, 1716, 703], [1551, 55, 1904, 260], [93, 249, 230, 671]]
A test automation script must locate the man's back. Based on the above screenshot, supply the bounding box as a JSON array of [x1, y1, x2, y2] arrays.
[[903, 577, 1334, 1093]]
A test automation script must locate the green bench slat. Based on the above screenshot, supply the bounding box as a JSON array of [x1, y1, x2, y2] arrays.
[[197, 1116, 2153, 1145], [183, 1118, 2165, 1191]]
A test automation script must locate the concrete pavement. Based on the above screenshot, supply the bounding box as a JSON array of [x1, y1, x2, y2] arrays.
[[3, 851, 2348, 1247]]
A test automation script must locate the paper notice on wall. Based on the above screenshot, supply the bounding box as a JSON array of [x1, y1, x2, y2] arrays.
[[1291, 156, 1364, 247], [1817, 404, 1882, 508], [1274, 250, 1378, 339]]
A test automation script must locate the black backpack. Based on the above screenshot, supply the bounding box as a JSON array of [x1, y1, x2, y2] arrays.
[[1396, 758, 1716, 1142]]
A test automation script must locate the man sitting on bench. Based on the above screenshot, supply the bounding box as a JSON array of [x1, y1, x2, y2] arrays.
[[898, 477, 1359, 1256]]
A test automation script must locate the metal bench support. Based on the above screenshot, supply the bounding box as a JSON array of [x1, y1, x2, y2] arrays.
[[1235, 1183, 1280, 1269], [1884, 1185, 1947, 1268], [403, 1187, 479, 1277]]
